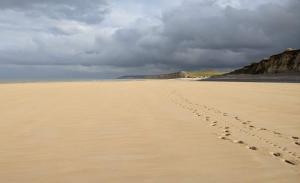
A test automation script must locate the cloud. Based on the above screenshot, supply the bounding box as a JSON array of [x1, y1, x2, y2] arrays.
[[159, 0, 300, 67], [0, 0, 300, 79], [0, 0, 109, 23], [89, 0, 300, 70]]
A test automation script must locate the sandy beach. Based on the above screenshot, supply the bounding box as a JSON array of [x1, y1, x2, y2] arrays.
[[0, 80, 299, 182]]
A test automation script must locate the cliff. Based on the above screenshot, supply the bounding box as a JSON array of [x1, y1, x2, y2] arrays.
[[205, 49, 300, 82], [230, 49, 300, 75]]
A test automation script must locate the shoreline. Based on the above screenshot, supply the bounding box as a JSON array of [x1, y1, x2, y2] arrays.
[[204, 73, 300, 83]]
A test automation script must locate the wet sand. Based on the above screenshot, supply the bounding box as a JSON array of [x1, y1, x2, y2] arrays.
[[0, 80, 299, 182]]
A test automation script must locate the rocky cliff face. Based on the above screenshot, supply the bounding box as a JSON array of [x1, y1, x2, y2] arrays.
[[230, 49, 300, 74]]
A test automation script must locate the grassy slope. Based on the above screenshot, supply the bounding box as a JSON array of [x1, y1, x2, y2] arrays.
[[185, 70, 225, 78]]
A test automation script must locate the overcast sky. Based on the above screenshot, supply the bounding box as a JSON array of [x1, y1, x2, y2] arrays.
[[0, 0, 299, 79]]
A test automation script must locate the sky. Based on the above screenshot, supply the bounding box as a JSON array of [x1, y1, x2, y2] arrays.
[[0, 0, 299, 79]]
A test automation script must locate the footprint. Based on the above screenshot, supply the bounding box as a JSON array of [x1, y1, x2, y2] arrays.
[[233, 140, 244, 144], [283, 159, 296, 165], [247, 146, 257, 150], [292, 136, 299, 140], [218, 136, 227, 140], [260, 128, 267, 131], [224, 130, 230, 133], [295, 142, 300, 146], [224, 126, 230, 129], [273, 131, 281, 135], [224, 133, 231, 136], [271, 152, 281, 157]]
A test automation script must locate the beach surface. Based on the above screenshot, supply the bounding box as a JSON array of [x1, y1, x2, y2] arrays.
[[0, 80, 299, 182]]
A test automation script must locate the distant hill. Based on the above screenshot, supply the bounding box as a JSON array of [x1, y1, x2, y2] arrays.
[[185, 70, 224, 78], [118, 70, 223, 79], [206, 49, 300, 82], [118, 71, 188, 79], [118, 49, 300, 82]]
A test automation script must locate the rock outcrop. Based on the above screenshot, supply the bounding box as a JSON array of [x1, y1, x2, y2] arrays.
[[230, 49, 300, 74]]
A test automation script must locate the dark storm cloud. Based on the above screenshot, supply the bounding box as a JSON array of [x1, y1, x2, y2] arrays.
[[80, 0, 300, 72], [127, 0, 300, 69], [0, 0, 300, 78]]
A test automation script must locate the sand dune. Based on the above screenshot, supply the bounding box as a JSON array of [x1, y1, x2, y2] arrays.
[[0, 80, 299, 182]]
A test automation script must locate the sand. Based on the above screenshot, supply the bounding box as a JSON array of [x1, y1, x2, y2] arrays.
[[0, 80, 299, 182]]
